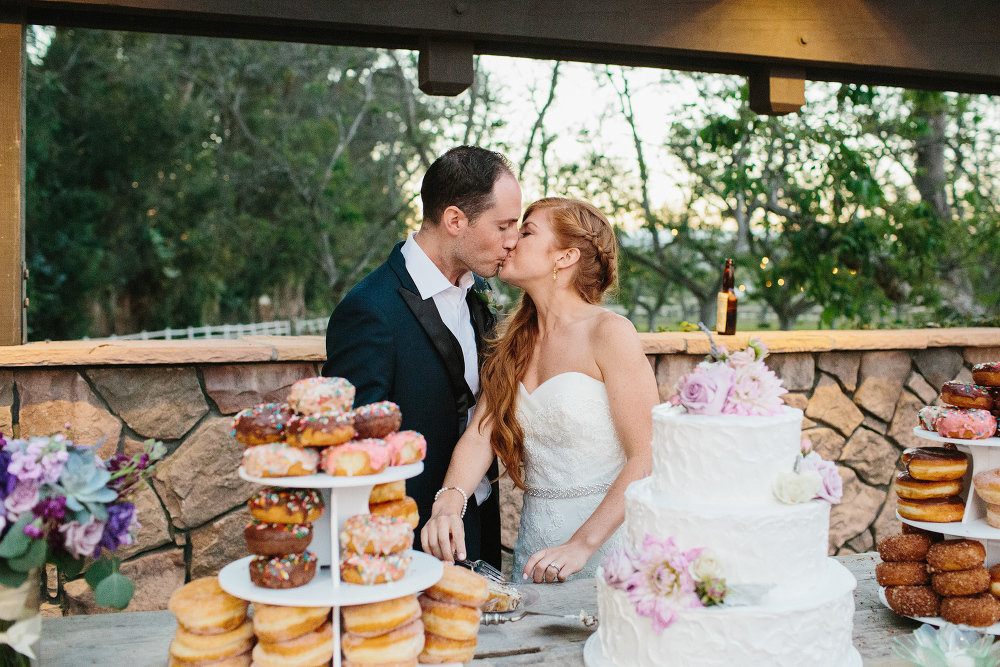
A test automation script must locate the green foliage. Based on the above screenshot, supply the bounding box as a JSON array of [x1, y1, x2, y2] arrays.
[[94, 572, 135, 610], [0, 515, 33, 559], [84, 554, 116, 590], [8, 538, 47, 573]]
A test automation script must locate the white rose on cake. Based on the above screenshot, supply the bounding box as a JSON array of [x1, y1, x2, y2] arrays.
[[772, 470, 822, 505], [689, 550, 723, 582]]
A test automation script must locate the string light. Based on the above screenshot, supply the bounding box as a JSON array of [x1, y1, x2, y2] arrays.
[[832, 268, 838, 274], [739, 284, 745, 291], [766, 281, 772, 287], [778, 279, 785, 286]]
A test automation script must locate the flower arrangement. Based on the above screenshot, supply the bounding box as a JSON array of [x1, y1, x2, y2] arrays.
[[602, 535, 728, 633], [894, 623, 1000, 667], [772, 437, 844, 505], [0, 433, 165, 663]]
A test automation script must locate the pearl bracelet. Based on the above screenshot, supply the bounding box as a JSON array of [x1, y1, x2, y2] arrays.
[[434, 486, 468, 519]]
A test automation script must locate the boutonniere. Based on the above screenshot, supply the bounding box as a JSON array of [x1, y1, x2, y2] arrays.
[[476, 288, 504, 318]]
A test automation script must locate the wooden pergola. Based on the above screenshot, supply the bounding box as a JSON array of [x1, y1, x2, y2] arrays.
[[1, 0, 999, 345]]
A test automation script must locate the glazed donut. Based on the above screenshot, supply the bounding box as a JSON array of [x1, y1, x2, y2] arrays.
[[340, 552, 411, 585], [168, 653, 251, 667], [988, 504, 1000, 529], [353, 401, 403, 439], [883, 585, 940, 618], [287, 376, 355, 415], [877, 533, 932, 562], [341, 594, 421, 638], [248, 488, 324, 524], [242, 443, 318, 478], [932, 567, 991, 596], [168, 577, 249, 635], [893, 471, 963, 500], [941, 381, 994, 410], [340, 513, 413, 555], [370, 496, 420, 530], [244, 521, 313, 557], [902, 522, 943, 542], [940, 592, 1000, 627], [901, 447, 968, 481], [168, 619, 255, 663], [875, 561, 930, 587], [974, 469, 1000, 504], [322, 439, 390, 476], [926, 539, 986, 572], [423, 564, 489, 608], [973, 362, 1000, 387], [989, 564, 1000, 596], [251, 604, 330, 643], [418, 632, 477, 664], [341, 618, 425, 664], [917, 406, 957, 432], [418, 594, 482, 640], [384, 431, 427, 466], [231, 403, 294, 446], [250, 620, 333, 667], [343, 662, 417, 667], [937, 409, 997, 440], [249, 552, 317, 589], [286, 411, 355, 447], [897, 496, 965, 523], [370, 480, 406, 505]]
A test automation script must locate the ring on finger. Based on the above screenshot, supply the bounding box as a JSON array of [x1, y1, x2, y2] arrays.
[[547, 563, 560, 570]]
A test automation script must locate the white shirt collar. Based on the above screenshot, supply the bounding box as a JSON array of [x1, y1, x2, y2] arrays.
[[400, 231, 475, 300]]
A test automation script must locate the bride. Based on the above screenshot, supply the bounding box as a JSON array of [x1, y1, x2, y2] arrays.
[[420, 197, 658, 583]]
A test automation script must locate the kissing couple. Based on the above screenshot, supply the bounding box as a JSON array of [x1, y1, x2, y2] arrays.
[[323, 146, 658, 583]]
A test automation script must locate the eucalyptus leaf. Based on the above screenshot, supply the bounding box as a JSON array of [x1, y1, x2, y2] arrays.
[[85, 555, 116, 590], [50, 549, 86, 580], [0, 560, 29, 588], [0, 514, 34, 559], [94, 572, 134, 610], [8, 538, 47, 572]]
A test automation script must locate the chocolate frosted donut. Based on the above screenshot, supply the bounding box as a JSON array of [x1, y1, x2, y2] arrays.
[[973, 361, 1000, 387], [244, 520, 313, 556], [941, 381, 993, 410], [248, 488, 324, 524], [877, 533, 932, 562], [940, 592, 1000, 627], [926, 539, 986, 572], [231, 403, 294, 446], [893, 471, 963, 500], [353, 401, 403, 439], [250, 552, 317, 589], [932, 566, 990, 596], [897, 496, 965, 523], [287, 411, 355, 447], [876, 561, 930, 586], [901, 447, 968, 481], [884, 585, 940, 618]]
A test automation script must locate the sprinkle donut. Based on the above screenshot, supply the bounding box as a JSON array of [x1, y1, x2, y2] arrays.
[[242, 443, 318, 477], [340, 552, 411, 585], [973, 362, 1000, 387], [250, 551, 317, 589], [248, 488, 324, 524], [941, 381, 993, 410], [244, 520, 313, 556], [353, 401, 403, 439], [287, 377, 355, 415], [287, 411, 356, 447], [340, 513, 414, 555], [937, 408, 997, 440], [231, 403, 294, 446], [917, 406, 957, 432], [322, 439, 390, 476], [385, 430, 427, 466]]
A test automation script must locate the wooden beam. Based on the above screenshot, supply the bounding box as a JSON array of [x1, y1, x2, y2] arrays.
[[749, 67, 806, 115], [418, 38, 473, 96], [0, 11, 25, 346]]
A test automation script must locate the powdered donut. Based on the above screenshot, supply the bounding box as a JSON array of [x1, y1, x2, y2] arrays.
[[248, 488, 324, 524], [341, 619, 425, 664], [244, 521, 313, 556], [893, 471, 962, 500], [901, 447, 968, 481], [231, 403, 295, 446], [940, 592, 1000, 627], [926, 539, 986, 572], [169, 577, 249, 635], [973, 362, 1000, 387], [168, 619, 255, 663], [876, 533, 932, 563], [875, 561, 930, 587], [251, 604, 330, 643], [884, 585, 940, 617], [418, 632, 477, 664], [937, 408, 997, 440], [384, 430, 427, 466], [322, 439, 390, 476], [973, 468, 1000, 504], [418, 594, 482, 640], [353, 401, 403, 439], [242, 444, 318, 478], [340, 552, 411, 585], [287, 377, 355, 415], [932, 566, 991, 596], [370, 496, 419, 530], [250, 620, 334, 667], [287, 411, 355, 447], [341, 595, 421, 638], [370, 480, 406, 504], [423, 563, 489, 608], [897, 496, 965, 523], [250, 552, 317, 589], [340, 513, 413, 555], [941, 381, 994, 410]]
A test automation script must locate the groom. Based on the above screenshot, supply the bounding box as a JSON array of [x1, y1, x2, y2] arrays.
[[322, 146, 521, 569]]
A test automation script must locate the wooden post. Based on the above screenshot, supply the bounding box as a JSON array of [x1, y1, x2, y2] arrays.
[[749, 66, 806, 116], [418, 38, 474, 96], [0, 11, 25, 346]]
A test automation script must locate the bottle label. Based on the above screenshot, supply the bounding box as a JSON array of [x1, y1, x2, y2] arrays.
[[716, 293, 729, 333]]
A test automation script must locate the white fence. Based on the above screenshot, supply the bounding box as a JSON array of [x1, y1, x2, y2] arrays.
[[84, 317, 329, 341]]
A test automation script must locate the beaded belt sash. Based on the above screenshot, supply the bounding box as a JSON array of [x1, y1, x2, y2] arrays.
[[523, 482, 612, 499]]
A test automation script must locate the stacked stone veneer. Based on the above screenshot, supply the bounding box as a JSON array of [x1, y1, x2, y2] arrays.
[[1, 330, 998, 616]]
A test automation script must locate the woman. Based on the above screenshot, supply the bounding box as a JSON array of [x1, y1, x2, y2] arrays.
[[420, 198, 658, 583]]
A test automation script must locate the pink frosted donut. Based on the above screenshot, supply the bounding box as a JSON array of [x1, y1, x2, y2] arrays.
[[918, 405, 957, 431], [288, 377, 355, 415], [322, 439, 390, 476], [937, 409, 997, 440], [384, 430, 427, 466], [242, 443, 319, 477]]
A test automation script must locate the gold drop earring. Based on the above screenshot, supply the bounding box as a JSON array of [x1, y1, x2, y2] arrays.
[[553, 265, 558, 281]]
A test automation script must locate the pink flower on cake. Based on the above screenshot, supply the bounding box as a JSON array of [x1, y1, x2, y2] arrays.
[[627, 535, 704, 633], [722, 361, 786, 416], [676, 364, 735, 416], [797, 453, 844, 504], [724, 347, 757, 368], [602, 545, 640, 589]]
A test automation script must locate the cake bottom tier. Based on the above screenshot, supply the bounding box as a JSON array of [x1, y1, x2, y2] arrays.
[[592, 558, 860, 667]]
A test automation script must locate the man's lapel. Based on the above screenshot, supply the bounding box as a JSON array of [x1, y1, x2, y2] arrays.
[[466, 280, 496, 358]]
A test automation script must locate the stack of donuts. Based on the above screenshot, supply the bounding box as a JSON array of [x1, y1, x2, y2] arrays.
[[250, 603, 334, 667], [973, 468, 1000, 528], [893, 446, 968, 523], [322, 402, 428, 477], [341, 594, 426, 665], [245, 487, 325, 589], [417, 564, 488, 664], [340, 513, 414, 585], [369, 481, 420, 529], [916, 364, 1000, 441], [167, 577, 253, 666]]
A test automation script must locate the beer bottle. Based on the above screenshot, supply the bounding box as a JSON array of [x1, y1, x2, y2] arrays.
[[716, 259, 737, 335]]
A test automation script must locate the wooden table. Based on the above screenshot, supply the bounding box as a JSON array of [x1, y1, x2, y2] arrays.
[[39, 553, 922, 666]]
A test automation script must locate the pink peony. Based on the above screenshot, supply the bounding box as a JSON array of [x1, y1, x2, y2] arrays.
[[798, 453, 843, 504], [627, 535, 704, 633], [723, 361, 786, 416], [59, 516, 106, 558], [603, 546, 640, 589], [677, 364, 735, 415], [725, 347, 758, 368]]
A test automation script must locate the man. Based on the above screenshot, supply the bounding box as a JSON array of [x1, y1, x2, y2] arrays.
[[323, 146, 521, 568]]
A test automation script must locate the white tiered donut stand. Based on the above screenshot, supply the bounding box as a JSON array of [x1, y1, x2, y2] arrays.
[[879, 427, 1000, 633], [218, 462, 445, 667]]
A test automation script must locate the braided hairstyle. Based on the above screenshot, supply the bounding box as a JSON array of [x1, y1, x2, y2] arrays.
[[479, 197, 619, 489]]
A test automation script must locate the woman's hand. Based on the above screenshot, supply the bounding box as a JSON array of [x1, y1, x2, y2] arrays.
[[420, 512, 467, 564], [522, 539, 596, 583]]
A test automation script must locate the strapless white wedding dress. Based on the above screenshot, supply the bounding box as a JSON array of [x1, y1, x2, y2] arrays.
[[512, 372, 626, 581]]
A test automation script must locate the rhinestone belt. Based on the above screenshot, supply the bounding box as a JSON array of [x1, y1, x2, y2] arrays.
[[523, 482, 612, 499]]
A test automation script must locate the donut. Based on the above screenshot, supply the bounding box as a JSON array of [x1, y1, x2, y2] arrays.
[[418, 632, 477, 664], [244, 521, 313, 557], [384, 431, 427, 466], [917, 406, 957, 431], [168, 619, 255, 663], [322, 439, 390, 476], [973, 469, 1000, 504], [168, 653, 251, 667], [249, 552, 317, 589], [897, 496, 965, 523], [286, 411, 355, 447], [250, 620, 333, 667], [251, 604, 330, 643], [242, 443, 318, 478], [341, 618, 425, 664], [423, 563, 489, 608], [340, 552, 411, 585], [973, 362, 1000, 387], [353, 401, 403, 439], [893, 471, 963, 500], [902, 522, 943, 542], [940, 593, 1000, 627], [875, 561, 930, 586], [926, 539, 986, 572], [932, 567, 991, 596], [901, 447, 968, 481], [343, 662, 417, 667], [248, 488, 324, 524], [989, 503, 1000, 529], [941, 381, 994, 410], [231, 403, 294, 446], [884, 585, 940, 618], [937, 409, 997, 440], [341, 595, 421, 637], [168, 577, 249, 635], [989, 564, 1000, 596], [877, 533, 932, 562], [370, 480, 406, 505], [418, 594, 482, 640], [287, 377, 355, 415], [340, 513, 414, 555], [370, 496, 420, 530]]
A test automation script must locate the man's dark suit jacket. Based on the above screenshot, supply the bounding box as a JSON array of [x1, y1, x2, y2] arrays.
[[322, 242, 502, 568]]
